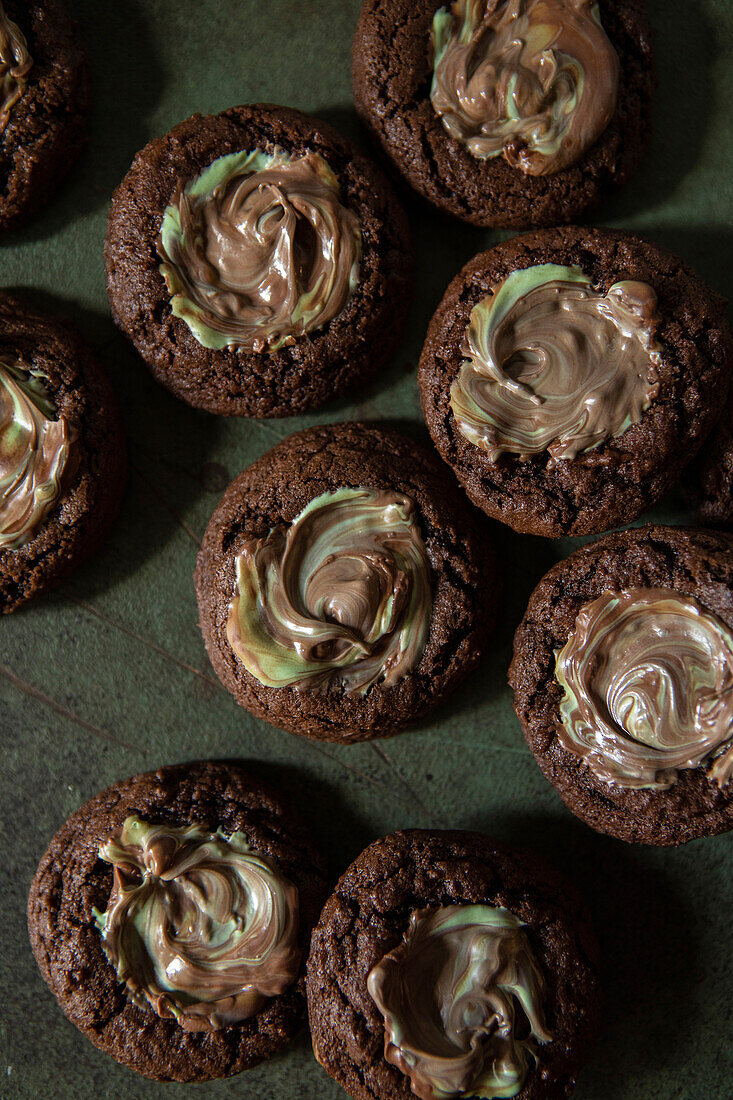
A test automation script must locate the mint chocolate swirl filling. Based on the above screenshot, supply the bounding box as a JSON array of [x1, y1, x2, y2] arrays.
[[430, 0, 619, 175], [0, 356, 75, 550], [450, 264, 661, 464], [0, 2, 32, 133], [368, 904, 551, 1099], [555, 589, 733, 789], [226, 488, 432, 695], [157, 147, 361, 352], [94, 816, 300, 1032]]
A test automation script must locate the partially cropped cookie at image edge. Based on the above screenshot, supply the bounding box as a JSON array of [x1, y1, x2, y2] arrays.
[[683, 393, 733, 530], [307, 829, 600, 1100], [509, 525, 733, 845], [27, 761, 328, 1082], [418, 226, 733, 537], [0, 291, 125, 613], [195, 422, 496, 743], [353, 0, 654, 228], [105, 103, 413, 418], [0, 0, 90, 235]]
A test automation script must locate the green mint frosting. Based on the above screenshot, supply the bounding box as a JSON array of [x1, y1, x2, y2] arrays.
[[0, 359, 72, 550], [226, 487, 432, 695], [368, 903, 552, 1099], [450, 263, 661, 463], [94, 815, 300, 1031], [157, 146, 361, 352], [429, 0, 618, 176]]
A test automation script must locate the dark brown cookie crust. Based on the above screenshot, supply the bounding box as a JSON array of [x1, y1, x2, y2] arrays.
[[307, 829, 600, 1100], [104, 103, 413, 418], [195, 422, 496, 743], [509, 525, 733, 845], [352, 0, 654, 228], [419, 227, 733, 538], [27, 761, 329, 1083], [0, 0, 90, 236], [0, 291, 126, 614], [684, 394, 733, 530]]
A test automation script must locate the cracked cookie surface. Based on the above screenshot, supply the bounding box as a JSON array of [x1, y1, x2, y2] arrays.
[[684, 394, 733, 530]]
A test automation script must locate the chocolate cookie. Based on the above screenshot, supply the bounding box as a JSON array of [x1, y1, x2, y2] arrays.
[[509, 525, 733, 846], [0, 0, 89, 236], [195, 422, 495, 743], [684, 394, 733, 529], [105, 103, 412, 418], [353, 0, 654, 228], [419, 227, 733, 537], [0, 291, 125, 613], [307, 829, 600, 1100], [28, 761, 328, 1082]]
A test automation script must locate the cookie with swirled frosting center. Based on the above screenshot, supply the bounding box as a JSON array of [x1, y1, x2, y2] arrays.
[[307, 829, 599, 1100], [419, 226, 733, 537], [353, 0, 654, 227], [28, 761, 327, 1081], [0, 0, 89, 235], [510, 524, 733, 844], [0, 291, 125, 613], [195, 423, 496, 743], [105, 103, 412, 417]]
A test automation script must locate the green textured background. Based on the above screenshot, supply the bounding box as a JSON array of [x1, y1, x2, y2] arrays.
[[2, 1, 732, 1097]]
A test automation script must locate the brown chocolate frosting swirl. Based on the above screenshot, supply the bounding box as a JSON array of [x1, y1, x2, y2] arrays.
[[0, 356, 75, 550], [226, 487, 432, 695], [94, 816, 300, 1032], [430, 0, 619, 175], [157, 147, 361, 352], [368, 904, 551, 1099], [450, 264, 661, 464], [0, 2, 31, 133], [555, 588, 733, 789]]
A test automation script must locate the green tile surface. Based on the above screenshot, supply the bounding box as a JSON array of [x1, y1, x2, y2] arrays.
[[1, 1, 732, 1097]]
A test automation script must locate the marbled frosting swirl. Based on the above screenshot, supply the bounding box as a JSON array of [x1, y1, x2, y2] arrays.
[[450, 264, 660, 464], [430, 0, 619, 175], [555, 589, 733, 789], [157, 147, 361, 352], [94, 816, 300, 1032], [368, 904, 551, 1100], [0, 356, 74, 550], [0, 2, 32, 133], [226, 487, 432, 695]]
